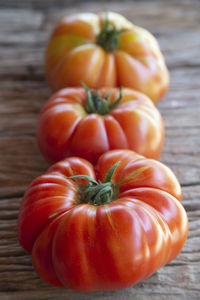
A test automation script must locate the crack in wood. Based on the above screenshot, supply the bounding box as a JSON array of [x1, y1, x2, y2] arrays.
[[181, 182, 200, 187], [0, 1, 200, 298], [0, 193, 24, 201]]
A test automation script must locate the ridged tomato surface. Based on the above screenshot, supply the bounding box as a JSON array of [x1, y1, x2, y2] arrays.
[[37, 87, 164, 164], [45, 12, 169, 103], [18, 150, 188, 292]]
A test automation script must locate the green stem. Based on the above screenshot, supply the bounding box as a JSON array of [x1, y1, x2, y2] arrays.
[[67, 163, 149, 206], [82, 82, 122, 115], [97, 16, 126, 52], [67, 162, 119, 206]]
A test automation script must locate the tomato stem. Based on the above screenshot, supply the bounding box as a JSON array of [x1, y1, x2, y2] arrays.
[[82, 82, 122, 115], [67, 163, 149, 206], [67, 162, 120, 206], [97, 16, 126, 52]]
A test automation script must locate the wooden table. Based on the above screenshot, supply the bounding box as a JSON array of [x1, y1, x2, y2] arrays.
[[0, 1, 200, 299]]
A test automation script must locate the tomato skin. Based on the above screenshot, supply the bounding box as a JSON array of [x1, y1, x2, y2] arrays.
[[18, 150, 188, 292], [37, 87, 164, 164], [45, 12, 169, 103]]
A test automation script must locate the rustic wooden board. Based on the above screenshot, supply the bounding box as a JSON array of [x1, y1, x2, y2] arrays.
[[0, 1, 200, 299]]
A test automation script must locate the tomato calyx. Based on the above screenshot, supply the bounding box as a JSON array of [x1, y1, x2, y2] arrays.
[[67, 162, 149, 206], [82, 82, 122, 115], [67, 162, 120, 206], [97, 17, 126, 52]]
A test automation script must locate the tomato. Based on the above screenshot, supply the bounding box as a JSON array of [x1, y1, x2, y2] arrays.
[[45, 12, 169, 104], [18, 150, 188, 292], [37, 85, 164, 164]]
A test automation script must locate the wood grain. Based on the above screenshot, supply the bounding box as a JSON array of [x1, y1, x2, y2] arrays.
[[0, 1, 200, 299]]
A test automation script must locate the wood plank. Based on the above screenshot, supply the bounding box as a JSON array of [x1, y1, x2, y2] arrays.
[[0, 186, 198, 297], [1, 67, 200, 196], [40, 1, 200, 31], [0, 10, 43, 32], [0, 1, 199, 299]]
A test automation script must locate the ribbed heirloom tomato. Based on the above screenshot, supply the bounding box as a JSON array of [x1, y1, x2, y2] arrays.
[[18, 150, 188, 292], [37, 85, 164, 164], [45, 12, 169, 104]]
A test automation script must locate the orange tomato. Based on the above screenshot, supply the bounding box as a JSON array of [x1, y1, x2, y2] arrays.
[[37, 86, 164, 164], [18, 150, 188, 291], [45, 12, 169, 104]]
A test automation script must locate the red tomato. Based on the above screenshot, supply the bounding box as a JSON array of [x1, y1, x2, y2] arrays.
[[37, 86, 164, 164], [18, 150, 188, 292], [45, 12, 169, 104]]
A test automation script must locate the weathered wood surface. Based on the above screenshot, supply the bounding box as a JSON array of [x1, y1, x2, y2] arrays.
[[0, 1, 200, 299]]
